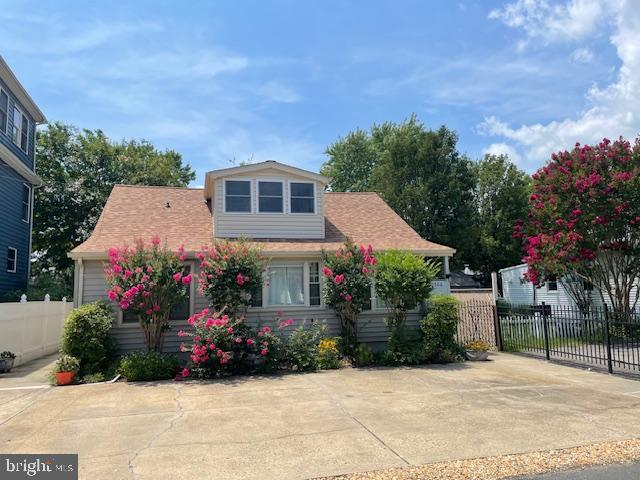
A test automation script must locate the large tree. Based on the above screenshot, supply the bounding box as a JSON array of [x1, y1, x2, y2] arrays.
[[32, 122, 195, 295], [322, 116, 477, 266], [516, 137, 640, 317], [472, 154, 531, 282]]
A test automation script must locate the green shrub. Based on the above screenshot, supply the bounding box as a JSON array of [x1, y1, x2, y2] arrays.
[[118, 352, 180, 381], [421, 295, 463, 363], [82, 372, 106, 384], [353, 343, 374, 367], [54, 354, 80, 373], [60, 302, 116, 374], [317, 337, 342, 369], [284, 322, 324, 372], [375, 250, 439, 353]]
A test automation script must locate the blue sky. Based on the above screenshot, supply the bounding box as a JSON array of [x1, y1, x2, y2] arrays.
[[1, 0, 638, 184]]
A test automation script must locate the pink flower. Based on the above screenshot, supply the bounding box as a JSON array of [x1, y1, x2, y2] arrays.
[[146, 309, 153, 315], [172, 272, 182, 281], [182, 274, 192, 284], [124, 269, 133, 279], [262, 326, 271, 334], [322, 267, 333, 278], [345, 294, 352, 302], [107, 290, 118, 301], [119, 301, 130, 310], [113, 264, 123, 274], [146, 266, 153, 274], [181, 368, 190, 378], [151, 235, 161, 246], [236, 273, 245, 286], [334, 274, 345, 285], [227, 327, 234, 334], [205, 318, 214, 329], [234, 337, 243, 344], [247, 338, 255, 346], [260, 349, 268, 356], [153, 305, 161, 312], [177, 330, 187, 337], [134, 267, 143, 274]]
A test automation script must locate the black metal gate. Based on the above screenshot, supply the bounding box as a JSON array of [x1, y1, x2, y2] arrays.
[[497, 303, 640, 376]]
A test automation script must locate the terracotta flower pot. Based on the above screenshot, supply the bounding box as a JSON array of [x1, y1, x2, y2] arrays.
[[55, 371, 76, 386]]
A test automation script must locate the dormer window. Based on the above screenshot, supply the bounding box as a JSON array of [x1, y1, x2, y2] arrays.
[[225, 180, 252, 212], [258, 181, 283, 213], [290, 182, 315, 213]]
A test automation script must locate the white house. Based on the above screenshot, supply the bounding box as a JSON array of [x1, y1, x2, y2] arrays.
[[69, 160, 454, 352]]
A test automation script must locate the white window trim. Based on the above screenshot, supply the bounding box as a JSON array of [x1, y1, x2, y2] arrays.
[[0, 87, 8, 135], [257, 179, 285, 214], [12, 104, 28, 153], [254, 260, 324, 310], [223, 178, 253, 214], [7, 247, 17, 273], [118, 262, 196, 327], [22, 183, 31, 223], [288, 180, 316, 215]]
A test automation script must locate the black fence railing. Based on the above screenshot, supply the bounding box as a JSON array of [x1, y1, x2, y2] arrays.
[[497, 302, 640, 376]]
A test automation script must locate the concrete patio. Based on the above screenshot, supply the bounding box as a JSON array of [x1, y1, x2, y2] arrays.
[[1, 353, 639, 480]]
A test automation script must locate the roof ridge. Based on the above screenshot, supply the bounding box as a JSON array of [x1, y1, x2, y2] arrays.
[[113, 184, 203, 191]]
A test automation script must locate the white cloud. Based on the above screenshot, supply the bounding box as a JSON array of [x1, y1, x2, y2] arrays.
[[482, 143, 522, 164], [256, 81, 301, 103], [483, 0, 640, 171], [571, 47, 594, 63]]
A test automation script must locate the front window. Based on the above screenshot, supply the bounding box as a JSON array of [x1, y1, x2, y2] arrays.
[[309, 262, 321, 306], [547, 277, 558, 291], [0, 89, 7, 133], [12, 106, 28, 152], [7, 247, 17, 273], [225, 180, 251, 212], [290, 182, 315, 213], [258, 181, 283, 213], [267, 265, 304, 305], [22, 184, 31, 222]]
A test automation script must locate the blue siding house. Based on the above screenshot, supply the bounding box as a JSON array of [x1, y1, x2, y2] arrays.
[[0, 56, 46, 300]]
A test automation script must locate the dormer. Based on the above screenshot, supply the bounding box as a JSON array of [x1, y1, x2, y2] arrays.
[[204, 161, 329, 239]]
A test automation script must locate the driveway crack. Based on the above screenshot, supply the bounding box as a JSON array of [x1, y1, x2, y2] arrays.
[[128, 384, 185, 479]]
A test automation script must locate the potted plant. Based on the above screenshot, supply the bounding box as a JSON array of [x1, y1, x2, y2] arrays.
[[0, 351, 16, 373], [465, 340, 491, 361], [54, 354, 80, 385]]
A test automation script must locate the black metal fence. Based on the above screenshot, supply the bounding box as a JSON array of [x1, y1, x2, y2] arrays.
[[497, 303, 640, 376]]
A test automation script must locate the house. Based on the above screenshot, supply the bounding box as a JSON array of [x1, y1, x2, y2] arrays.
[[0, 57, 46, 300], [69, 161, 455, 351]]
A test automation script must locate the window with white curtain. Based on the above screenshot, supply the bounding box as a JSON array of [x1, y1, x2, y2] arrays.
[[267, 265, 305, 306]]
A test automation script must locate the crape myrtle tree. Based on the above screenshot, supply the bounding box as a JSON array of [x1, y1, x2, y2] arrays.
[[515, 137, 640, 318]]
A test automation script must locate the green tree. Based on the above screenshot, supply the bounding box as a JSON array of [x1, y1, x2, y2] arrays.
[[32, 122, 195, 294], [322, 115, 477, 266], [472, 154, 531, 282]]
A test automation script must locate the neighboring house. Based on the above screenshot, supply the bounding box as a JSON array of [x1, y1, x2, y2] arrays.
[[449, 265, 483, 290], [69, 161, 455, 351], [0, 56, 46, 300], [499, 263, 606, 309]]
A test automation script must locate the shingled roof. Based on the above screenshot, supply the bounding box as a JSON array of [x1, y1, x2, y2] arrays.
[[69, 185, 454, 258]]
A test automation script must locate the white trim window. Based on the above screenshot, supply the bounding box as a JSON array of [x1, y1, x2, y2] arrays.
[[290, 181, 315, 214], [258, 180, 283, 213], [0, 88, 8, 134], [224, 180, 252, 213], [12, 105, 28, 152], [7, 247, 17, 273], [259, 261, 322, 308], [22, 184, 31, 222]]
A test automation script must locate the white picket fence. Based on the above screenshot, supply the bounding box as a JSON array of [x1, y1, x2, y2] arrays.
[[0, 295, 73, 367]]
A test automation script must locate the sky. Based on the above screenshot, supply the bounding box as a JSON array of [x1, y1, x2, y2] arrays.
[[1, 0, 638, 185]]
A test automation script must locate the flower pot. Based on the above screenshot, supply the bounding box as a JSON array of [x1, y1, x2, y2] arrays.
[[465, 349, 489, 361], [0, 357, 14, 373], [55, 371, 76, 386]]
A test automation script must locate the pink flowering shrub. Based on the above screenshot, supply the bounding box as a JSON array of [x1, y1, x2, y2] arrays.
[[321, 240, 376, 353], [104, 237, 191, 352], [516, 137, 640, 316], [197, 240, 267, 317], [178, 308, 287, 377]]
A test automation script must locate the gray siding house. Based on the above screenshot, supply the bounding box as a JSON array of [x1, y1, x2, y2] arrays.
[[69, 161, 454, 351], [0, 56, 46, 300]]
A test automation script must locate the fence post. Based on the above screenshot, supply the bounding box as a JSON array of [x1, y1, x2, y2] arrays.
[[541, 302, 550, 361], [493, 301, 503, 351], [603, 305, 613, 374]]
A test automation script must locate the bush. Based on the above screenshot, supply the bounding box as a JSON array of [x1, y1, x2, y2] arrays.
[[317, 337, 341, 369], [353, 343, 374, 367], [421, 295, 462, 363], [285, 322, 324, 372], [375, 250, 439, 353], [118, 352, 180, 381], [60, 302, 116, 374], [54, 354, 80, 373]]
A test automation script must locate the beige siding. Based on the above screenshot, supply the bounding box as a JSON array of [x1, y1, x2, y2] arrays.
[[80, 260, 423, 353], [213, 169, 325, 239]]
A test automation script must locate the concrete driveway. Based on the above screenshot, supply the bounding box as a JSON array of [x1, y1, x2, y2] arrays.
[[1, 353, 639, 480]]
